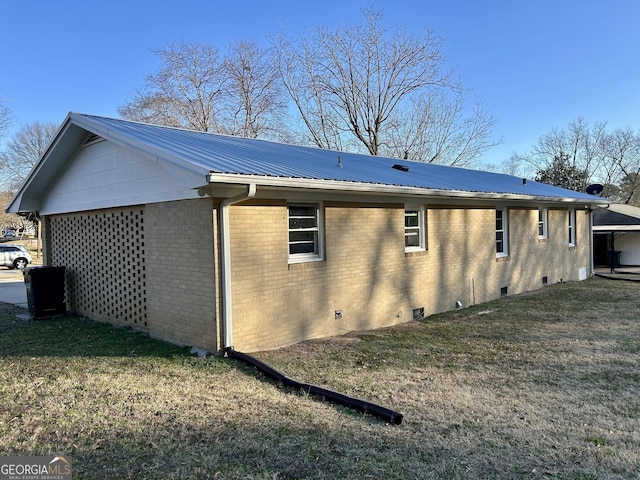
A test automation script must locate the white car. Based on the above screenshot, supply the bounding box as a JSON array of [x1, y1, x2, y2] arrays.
[[0, 244, 32, 269]]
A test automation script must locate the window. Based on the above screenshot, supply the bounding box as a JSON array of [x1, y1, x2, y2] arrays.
[[568, 208, 576, 246], [405, 205, 426, 252], [538, 208, 548, 239], [288, 204, 323, 262], [496, 208, 508, 257]]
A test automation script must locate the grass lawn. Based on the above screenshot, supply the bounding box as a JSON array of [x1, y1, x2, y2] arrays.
[[1, 277, 639, 479]]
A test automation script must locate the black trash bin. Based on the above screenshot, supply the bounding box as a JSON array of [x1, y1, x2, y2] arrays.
[[23, 266, 66, 318]]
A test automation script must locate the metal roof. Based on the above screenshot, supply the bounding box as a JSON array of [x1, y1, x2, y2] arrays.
[[8, 112, 608, 214], [69, 113, 604, 202]]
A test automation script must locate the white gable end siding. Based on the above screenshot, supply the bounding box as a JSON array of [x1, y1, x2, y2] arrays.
[[39, 140, 204, 215]]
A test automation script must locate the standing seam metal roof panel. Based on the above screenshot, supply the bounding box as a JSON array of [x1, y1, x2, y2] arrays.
[[73, 113, 601, 201]]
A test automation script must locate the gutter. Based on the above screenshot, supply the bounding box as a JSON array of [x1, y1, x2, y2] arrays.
[[220, 184, 256, 349], [207, 173, 607, 205]]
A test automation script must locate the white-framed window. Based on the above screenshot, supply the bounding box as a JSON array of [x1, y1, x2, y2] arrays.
[[496, 207, 508, 257], [405, 205, 426, 252], [538, 208, 548, 239], [288, 203, 324, 263], [568, 208, 576, 247]]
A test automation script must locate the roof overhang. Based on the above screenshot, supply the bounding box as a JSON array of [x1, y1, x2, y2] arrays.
[[595, 203, 640, 220], [207, 172, 609, 206], [593, 225, 640, 232], [7, 119, 91, 214], [7, 111, 608, 216], [7, 113, 210, 215]]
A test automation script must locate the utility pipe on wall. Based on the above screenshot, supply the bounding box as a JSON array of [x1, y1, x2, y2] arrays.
[[588, 208, 594, 275], [220, 184, 256, 349]]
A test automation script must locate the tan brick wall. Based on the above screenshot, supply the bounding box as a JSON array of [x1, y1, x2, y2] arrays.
[[44, 198, 219, 352], [145, 199, 218, 351], [407, 206, 591, 315], [228, 202, 591, 353], [42, 198, 591, 355], [229, 202, 408, 352]]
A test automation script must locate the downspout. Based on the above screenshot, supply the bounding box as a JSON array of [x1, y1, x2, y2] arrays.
[[217, 183, 403, 424], [220, 184, 256, 350], [589, 208, 594, 276]]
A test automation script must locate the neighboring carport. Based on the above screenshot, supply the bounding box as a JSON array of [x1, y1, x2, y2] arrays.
[[593, 204, 640, 272]]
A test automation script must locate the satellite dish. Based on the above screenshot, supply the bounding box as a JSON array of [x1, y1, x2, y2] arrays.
[[586, 184, 604, 196]]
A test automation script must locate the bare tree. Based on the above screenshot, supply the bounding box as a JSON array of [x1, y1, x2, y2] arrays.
[[0, 93, 13, 142], [529, 118, 609, 183], [275, 9, 499, 165], [119, 42, 229, 132], [602, 127, 640, 204], [120, 41, 287, 140], [510, 118, 640, 202], [486, 152, 533, 178], [223, 40, 287, 139], [0, 121, 58, 190], [383, 91, 498, 165]]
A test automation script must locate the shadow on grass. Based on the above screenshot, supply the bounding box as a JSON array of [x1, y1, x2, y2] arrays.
[[0, 303, 192, 358], [1, 279, 635, 479]]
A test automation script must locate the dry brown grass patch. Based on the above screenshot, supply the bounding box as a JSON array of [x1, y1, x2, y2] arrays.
[[1, 277, 639, 479]]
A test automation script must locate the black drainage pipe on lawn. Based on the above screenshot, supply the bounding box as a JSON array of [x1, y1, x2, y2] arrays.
[[226, 348, 403, 425]]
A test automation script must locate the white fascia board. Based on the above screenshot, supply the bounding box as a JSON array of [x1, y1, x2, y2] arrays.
[[207, 172, 608, 206], [593, 225, 640, 232], [6, 191, 25, 214], [7, 117, 79, 213]]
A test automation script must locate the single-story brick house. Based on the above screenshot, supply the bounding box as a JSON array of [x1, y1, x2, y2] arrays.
[[8, 113, 606, 353], [593, 203, 640, 268]]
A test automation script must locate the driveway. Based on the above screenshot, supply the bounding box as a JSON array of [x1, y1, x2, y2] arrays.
[[594, 267, 640, 282], [0, 267, 29, 308]]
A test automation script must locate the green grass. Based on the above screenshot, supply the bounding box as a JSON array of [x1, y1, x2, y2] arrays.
[[1, 277, 640, 479]]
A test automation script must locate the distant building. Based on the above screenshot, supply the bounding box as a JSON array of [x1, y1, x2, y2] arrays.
[[593, 203, 640, 268]]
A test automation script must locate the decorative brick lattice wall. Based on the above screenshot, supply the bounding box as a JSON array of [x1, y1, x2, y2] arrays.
[[49, 208, 147, 328]]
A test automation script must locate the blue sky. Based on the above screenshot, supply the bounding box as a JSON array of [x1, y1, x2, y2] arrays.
[[1, 0, 638, 167]]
